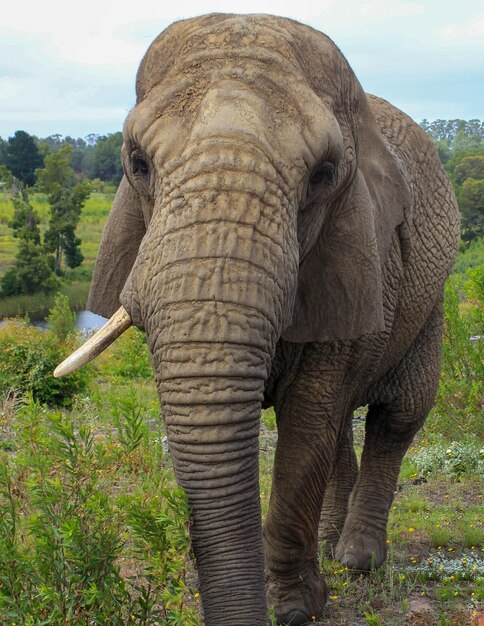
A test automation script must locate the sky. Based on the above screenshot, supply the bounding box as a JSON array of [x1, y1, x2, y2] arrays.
[[1, 0, 483, 139]]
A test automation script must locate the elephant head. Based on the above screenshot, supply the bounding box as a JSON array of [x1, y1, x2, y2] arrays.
[[56, 14, 411, 625]]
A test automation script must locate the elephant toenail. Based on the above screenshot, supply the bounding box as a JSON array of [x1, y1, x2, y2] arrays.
[[279, 609, 313, 625]]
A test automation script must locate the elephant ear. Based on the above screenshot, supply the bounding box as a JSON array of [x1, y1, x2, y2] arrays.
[[282, 94, 411, 343], [87, 176, 146, 318]]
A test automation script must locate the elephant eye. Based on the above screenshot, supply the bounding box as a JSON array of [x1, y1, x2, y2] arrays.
[[309, 161, 335, 188], [132, 154, 150, 177]]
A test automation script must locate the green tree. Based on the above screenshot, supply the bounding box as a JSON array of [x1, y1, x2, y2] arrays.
[[0, 164, 14, 189], [8, 188, 41, 243], [459, 178, 484, 242], [0, 189, 58, 296], [88, 132, 123, 184], [1, 240, 58, 295], [0, 136, 8, 165], [454, 155, 484, 185], [420, 119, 483, 149], [47, 292, 77, 341], [36, 146, 91, 274], [5, 130, 43, 186]]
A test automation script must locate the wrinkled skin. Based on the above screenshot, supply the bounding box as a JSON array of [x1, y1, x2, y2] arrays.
[[87, 14, 460, 626]]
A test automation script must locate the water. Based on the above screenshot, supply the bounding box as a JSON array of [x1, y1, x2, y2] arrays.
[[0, 309, 108, 332], [76, 310, 107, 331]]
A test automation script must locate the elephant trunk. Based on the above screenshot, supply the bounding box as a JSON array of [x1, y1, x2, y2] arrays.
[[159, 343, 268, 624], [121, 159, 296, 624]]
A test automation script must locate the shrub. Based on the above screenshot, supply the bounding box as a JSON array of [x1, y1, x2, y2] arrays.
[[0, 320, 89, 407], [412, 440, 484, 479], [0, 401, 127, 623], [104, 327, 153, 380], [426, 279, 483, 437], [47, 292, 77, 341], [0, 397, 199, 625]]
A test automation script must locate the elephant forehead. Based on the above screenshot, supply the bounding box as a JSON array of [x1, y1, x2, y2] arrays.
[[126, 73, 339, 182], [137, 14, 310, 100]]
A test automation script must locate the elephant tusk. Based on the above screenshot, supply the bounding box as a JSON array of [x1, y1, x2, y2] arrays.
[[53, 306, 132, 378]]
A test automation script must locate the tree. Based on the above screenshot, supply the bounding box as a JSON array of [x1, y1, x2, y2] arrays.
[[454, 156, 484, 185], [420, 119, 483, 148], [420, 121, 483, 243], [459, 178, 484, 242], [8, 187, 41, 243], [0, 189, 58, 296], [1, 239, 58, 295], [0, 164, 14, 190], [5, 130, 43, 186], [0, 136, 8, 166], [88, 132, 123, 184], [36, 146, 91, 274]]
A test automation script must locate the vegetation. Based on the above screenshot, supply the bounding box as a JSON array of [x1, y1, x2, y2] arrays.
[[36, 146, 92, 275], [0, 189, 58, 296], [424, 275, 483, 438], [3, 130, 43, 187], [0, 396, 198, 625], [419, 120, 484, 243], [1, 131, 124, 185]]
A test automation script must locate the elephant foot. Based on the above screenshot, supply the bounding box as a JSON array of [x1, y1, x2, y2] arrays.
[[266, 561, 327, 625], [334, 525, 387, 570], [318, 522, 343, 558]]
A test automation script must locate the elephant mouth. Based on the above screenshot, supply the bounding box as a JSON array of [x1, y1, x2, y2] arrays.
[[53, 306, 132, 377]]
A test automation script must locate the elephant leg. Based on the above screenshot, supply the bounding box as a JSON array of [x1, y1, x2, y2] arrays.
[[318, 416, 358, 556], [264, 357, 347, 624], [265, 422, 332, 625], [335, 305, 443, 570]]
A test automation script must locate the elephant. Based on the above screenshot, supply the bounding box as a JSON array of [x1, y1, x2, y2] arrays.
[[55, 13, 460, 626]]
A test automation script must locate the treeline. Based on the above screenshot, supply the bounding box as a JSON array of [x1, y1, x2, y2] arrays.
[[419, 119, 483, 244], [0, 131, 123, 186]]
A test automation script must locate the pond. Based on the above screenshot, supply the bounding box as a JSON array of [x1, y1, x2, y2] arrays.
[[4, 309, 109, 332], [75, 310, 108, 332]]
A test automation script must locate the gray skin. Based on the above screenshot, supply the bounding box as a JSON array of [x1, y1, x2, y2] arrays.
[[87, 14, 460, 626]]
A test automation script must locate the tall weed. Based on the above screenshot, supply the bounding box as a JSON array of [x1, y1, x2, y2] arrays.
[[0, 397, 199, 625]]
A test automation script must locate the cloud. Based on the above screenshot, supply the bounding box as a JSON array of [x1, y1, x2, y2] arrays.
[[437, 14, 484, 40], [357, 0, 423, 20]]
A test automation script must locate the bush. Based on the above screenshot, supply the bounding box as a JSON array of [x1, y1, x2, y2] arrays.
[[0, 397, 199, 625], [412, 440, 484, 479], [425, 279, 483, 437], [452, 237, 483, 274], [103, 327, 153, 380], [47, 292, 77, 341], [0, 320, 89, 407]]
